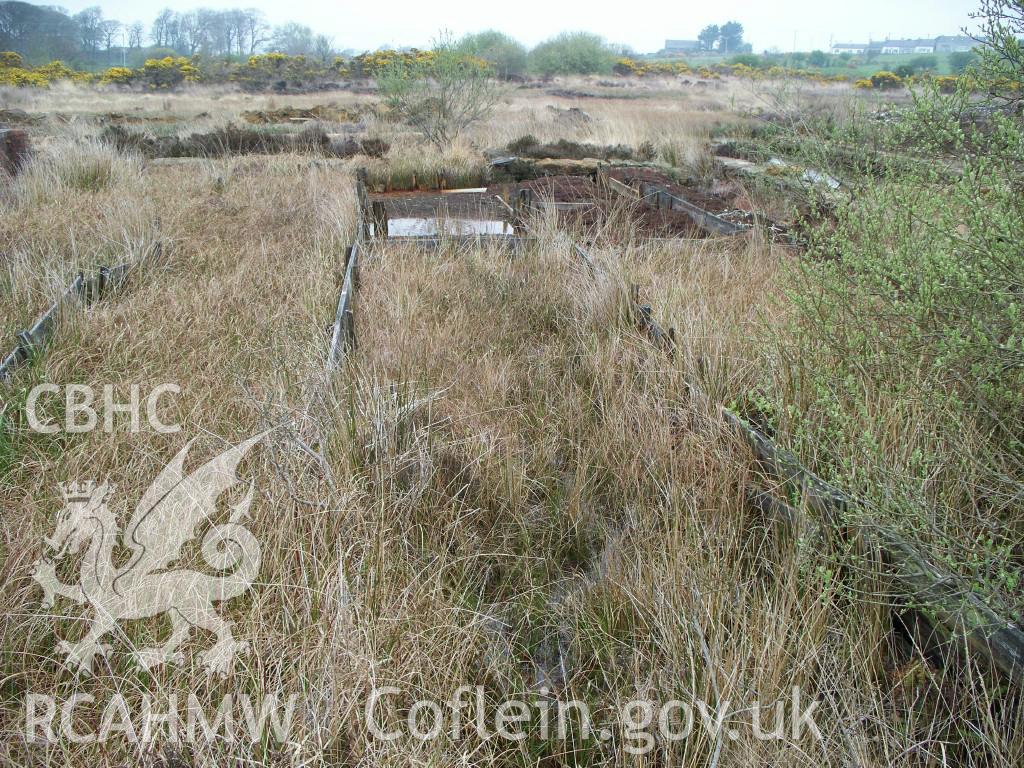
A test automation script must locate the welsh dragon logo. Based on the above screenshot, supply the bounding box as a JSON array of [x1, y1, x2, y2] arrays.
[[32, 432, 267, 678]]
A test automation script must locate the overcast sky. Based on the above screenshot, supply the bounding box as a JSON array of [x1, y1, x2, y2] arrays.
[[54, 0, 982, 54]]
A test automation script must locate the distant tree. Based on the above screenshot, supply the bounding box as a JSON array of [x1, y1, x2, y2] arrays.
[[74, 7, 104, 54], [126, 21, 144, 49], [100, 19, 120, 53], [313, 34, 334, 63], [909, 53, 938, 72], [528, 31, 615, 76], [177, 11, 205, 55], [0, 1, 80, 63], [270, 22, 315, 55], [457, 30, 527, 78], [948, 50, 977, 73], [718, 21, 744, 54], [807, 49, 828, 67], [697, 24, 719, 52], [238, 9, 269, 55], [151, 9, 174, 48]]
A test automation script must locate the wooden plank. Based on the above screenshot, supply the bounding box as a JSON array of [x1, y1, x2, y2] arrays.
[[371, 200, 389, 240], [630, 284, 675, 352], [0, 264, 132, 382], [605, 174, 640, 200], [328, 241, 360, 368], [0, 128, 30, 176], [723, 407, 1024, 687], [602, 173, 742, 236], [638, 182, 745, 236]]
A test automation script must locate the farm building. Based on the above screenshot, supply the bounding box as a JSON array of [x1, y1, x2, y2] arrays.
[[832, 35, 977, 55], [934, 35, 976, 52], [663, 39, 701, 54]]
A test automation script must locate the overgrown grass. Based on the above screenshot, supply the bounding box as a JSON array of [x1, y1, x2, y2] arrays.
[[1, 79, 1022, 766]]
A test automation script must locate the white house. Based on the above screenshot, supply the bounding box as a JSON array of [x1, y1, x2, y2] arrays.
[[833, 36, 966, 55]]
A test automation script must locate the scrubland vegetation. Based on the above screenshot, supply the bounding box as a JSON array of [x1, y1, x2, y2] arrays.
[[1, 1, 1023, 766]]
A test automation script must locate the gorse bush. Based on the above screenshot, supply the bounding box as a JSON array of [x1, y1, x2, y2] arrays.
[[869, 70, 903, 89], [0, 51, 24, 68], [0, 55, 91, 87], [141, 56, 200, 88]]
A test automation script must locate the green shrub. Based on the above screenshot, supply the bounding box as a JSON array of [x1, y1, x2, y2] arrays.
[[779, 79, 1024, 612], [457, 31, 527, 79], [948, 50, 978, 74], [728, 53, 763, 69], [527, 32, 615, 76], [378, 41, 502, 149]]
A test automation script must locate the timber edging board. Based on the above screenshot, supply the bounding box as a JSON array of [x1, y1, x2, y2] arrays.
[[327, 241, 360, 367], [723, 407, 1024, 687], [0, 264, 131, 382], [327, 175, 368, 368], [596, 165, 745, 237]]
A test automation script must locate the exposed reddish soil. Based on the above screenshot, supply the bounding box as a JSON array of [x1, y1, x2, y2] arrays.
[[607, 167, 733, 214], [508, 175, 597, 203], [368, 168, 753, 241], [495, 170, 732, 238]]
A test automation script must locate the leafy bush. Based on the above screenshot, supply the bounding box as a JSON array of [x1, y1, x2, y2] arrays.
[[779, 76, 1024, 612], [728, 53, 763, 69], [378, 41, 502, 149], [949, 50, 978, 74], [457, 31, 527, 79], [853, 78, 873, 89], [971, 0, 1024, 106], [909, 53, 939, 73], [527, 32, 615, 76], [807, 49, 829, 67]]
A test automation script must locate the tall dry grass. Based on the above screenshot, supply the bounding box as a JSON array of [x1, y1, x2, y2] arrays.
[[0, 83, 1020, 766]]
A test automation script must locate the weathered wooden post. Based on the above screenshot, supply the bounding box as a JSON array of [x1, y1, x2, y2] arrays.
[[371, 201, 388, 239], [595, 164, 609, 198], [0, 128, 30, 176]]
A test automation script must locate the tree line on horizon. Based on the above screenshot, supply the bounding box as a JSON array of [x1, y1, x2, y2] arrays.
[[0, 1, 337, 68], [0, 0, 730, 76]]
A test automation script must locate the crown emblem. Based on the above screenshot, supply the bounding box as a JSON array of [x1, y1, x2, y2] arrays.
[[60, 481, 114, 504]]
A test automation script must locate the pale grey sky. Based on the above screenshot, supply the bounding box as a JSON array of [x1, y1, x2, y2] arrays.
[[55, 0, 982, 54]]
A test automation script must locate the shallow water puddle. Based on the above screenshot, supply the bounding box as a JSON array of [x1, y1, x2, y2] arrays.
[[387, 218, 514, 237]]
